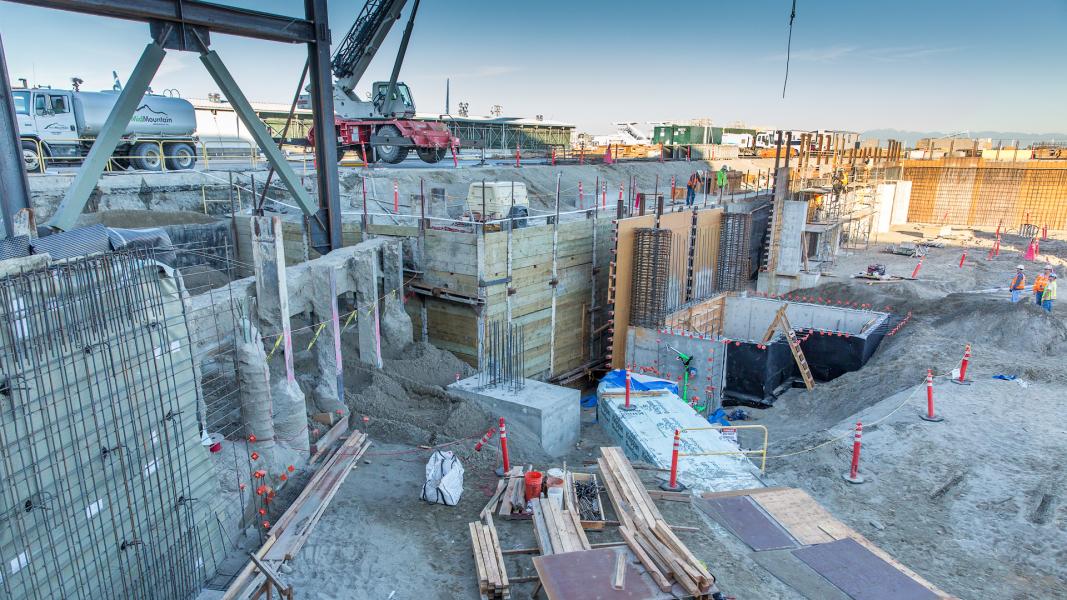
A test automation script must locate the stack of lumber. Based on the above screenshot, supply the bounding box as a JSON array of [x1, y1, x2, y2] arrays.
[[469, 517, 511, 600], [497, 469, 529, 519], [222, 432, 372, 599], [597, 447, 714, 598], [530, 497, 591, 555]]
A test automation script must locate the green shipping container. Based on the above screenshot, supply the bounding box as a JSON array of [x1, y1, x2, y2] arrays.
[[652, 125, 672, 145]]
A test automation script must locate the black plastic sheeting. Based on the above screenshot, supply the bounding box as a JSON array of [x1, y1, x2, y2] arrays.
[[723, 326, 887, 407], [9, 224, 178, 265], [723, 339, 796, 407]]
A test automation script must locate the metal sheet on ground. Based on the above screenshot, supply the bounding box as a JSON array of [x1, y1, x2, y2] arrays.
[[751, 549, 851, 600], [694, 495, 798, 551], [533, 547, 668, 600], [791, 538, 938, 600]]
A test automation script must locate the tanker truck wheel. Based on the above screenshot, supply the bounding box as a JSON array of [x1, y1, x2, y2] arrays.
[[130, 142, 163, 171], [416, 147, 447, 164], [374, 125, 409, 164], [21, 141, 43, 173], [164, 142, 197, 171]]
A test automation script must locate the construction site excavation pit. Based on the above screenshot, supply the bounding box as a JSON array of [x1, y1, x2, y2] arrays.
[[719, 295, 889, 406]]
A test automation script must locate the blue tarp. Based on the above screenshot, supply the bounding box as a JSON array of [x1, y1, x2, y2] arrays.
[[601, 369, 680, 396]]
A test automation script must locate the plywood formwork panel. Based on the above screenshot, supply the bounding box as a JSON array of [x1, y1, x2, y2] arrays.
[[610, 209, 721, 369]]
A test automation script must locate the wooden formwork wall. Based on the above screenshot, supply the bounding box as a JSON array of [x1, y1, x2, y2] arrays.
[[902, 159, 1067, 228], [410, 220, 614, 377], [609, 208, 723, 369], [481, 218, 614, 377]]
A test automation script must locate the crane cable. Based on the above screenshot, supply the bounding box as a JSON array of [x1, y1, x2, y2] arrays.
[[782, 0, 797, 99]]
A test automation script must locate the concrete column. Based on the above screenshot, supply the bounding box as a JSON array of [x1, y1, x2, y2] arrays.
[[378, 239, 413, 357], [352, 251, 382, 367], [251, 215, 309, 451], [380, 238, 403, 301], [309, 267, 346, 416]]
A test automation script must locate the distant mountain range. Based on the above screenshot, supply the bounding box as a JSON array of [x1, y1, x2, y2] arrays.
[[861, 129, 1067, 147]]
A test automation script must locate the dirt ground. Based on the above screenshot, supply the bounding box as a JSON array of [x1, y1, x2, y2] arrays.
[[281, 224, 1066, 599], [285, 409, 806, 600], [746, 224, 1067, 598]]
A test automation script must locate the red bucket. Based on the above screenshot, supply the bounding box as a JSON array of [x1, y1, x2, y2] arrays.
[[524, 471, 543, 502]]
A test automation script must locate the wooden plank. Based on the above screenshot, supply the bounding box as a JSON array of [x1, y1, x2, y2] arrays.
[[618, 526, 672, 593], [485, 517, 510, 592], [530, 499, 555, 555], [469, 522, 489, 595]]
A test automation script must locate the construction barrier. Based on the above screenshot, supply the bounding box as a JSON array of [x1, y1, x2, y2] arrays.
[[678, 424, 769, 473], [842, 421, 864, 484]]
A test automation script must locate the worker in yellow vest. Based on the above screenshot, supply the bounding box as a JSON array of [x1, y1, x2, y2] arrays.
[[1009, 265, 1026, 303], [1041, 272, 1057, 312]]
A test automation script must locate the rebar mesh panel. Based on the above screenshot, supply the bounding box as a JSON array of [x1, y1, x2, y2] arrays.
[[0, 250, 219, 600], [630, 228, 672, 327], [717, 213, 752, 292]]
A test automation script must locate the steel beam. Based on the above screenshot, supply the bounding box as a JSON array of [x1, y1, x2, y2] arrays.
[[47, 42, 166, 231], [199, 49, 318, 217], [305, 0, 341, 253], [0, 32, 31, 238], [6, 0, 315, 44]]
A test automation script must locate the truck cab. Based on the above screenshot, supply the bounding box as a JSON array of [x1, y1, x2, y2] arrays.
[[371, 81, 416, 119], [14, 89, 81, 171]]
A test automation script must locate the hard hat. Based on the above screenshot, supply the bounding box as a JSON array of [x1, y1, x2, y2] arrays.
[[1044, 264, 1054, 270], [1016, 264, 1024, 269], [1051, 272, 1058, 278]]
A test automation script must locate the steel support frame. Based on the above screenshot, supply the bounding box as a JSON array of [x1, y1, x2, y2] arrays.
[[7, 0, 316, 43], [46, 42, 167, 231], [305, 0, 342, 252], [4, 0, 344, 253], [0, 32, 31, 237], [199, 50, 318, 217]]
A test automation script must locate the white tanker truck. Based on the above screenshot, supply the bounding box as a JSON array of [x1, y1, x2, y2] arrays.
[[13, 87, 198, 173]]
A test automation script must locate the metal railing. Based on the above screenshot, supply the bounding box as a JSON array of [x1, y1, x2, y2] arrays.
[[679, 424, 769, 473], [22, 137, 324, 174]]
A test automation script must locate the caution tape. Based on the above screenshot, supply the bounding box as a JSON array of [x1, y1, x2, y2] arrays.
[[306, 322, 327, 352], [265, 333, 284, 360]]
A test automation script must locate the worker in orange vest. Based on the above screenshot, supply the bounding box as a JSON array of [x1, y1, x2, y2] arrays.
[[686, 172, 700, 206], [1009, 265, 1026, 303], [1033, 265, 1052, 305]]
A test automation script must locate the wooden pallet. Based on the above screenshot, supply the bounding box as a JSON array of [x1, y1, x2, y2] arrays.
[[597, 447, 714, 598]]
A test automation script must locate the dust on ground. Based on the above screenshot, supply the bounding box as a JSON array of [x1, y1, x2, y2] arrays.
[[269, 224, 1067, 599], [743, 224, 1067, 598]]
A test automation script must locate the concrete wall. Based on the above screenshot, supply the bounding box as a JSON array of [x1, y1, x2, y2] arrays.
[[776, 200, 808, 274], [723, 295, 886, 341], [625, 326, 726, 409]]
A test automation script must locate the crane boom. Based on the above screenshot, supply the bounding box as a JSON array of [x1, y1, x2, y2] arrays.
[[332, 0, 408, 97]]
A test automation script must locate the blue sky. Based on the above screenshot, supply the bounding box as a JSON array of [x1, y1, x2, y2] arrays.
[[2, 0, 1065, 134]]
